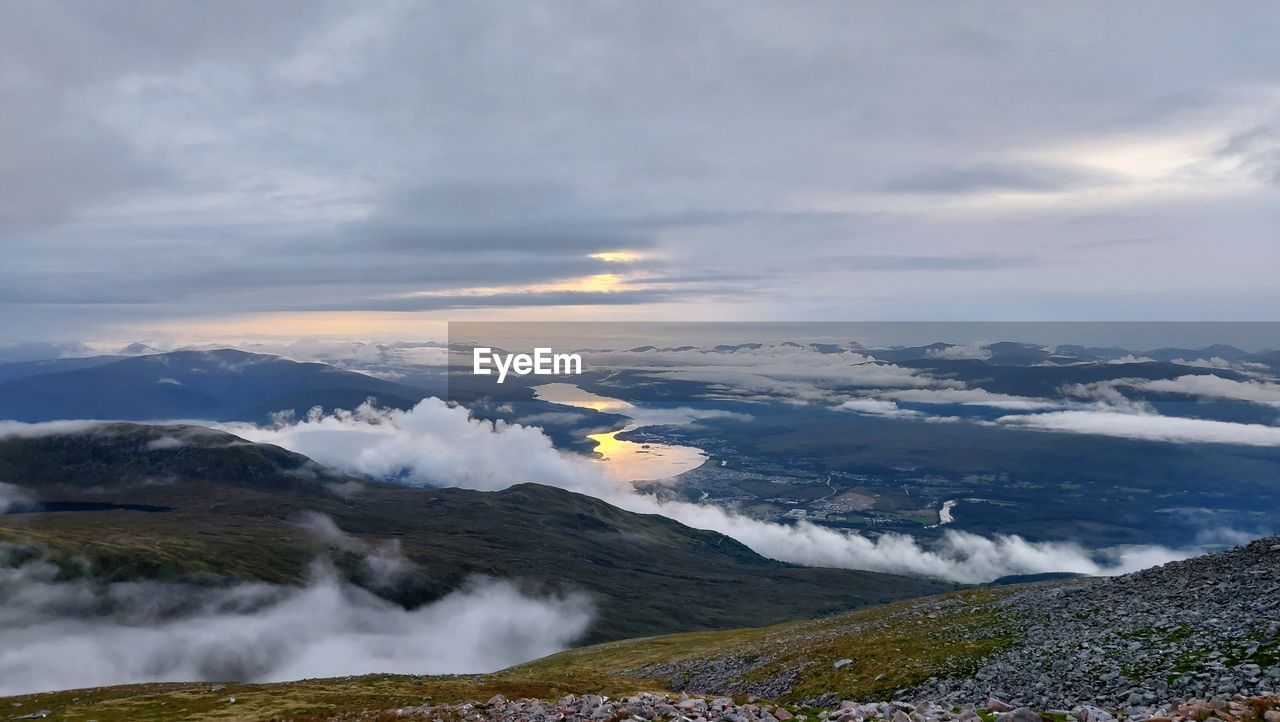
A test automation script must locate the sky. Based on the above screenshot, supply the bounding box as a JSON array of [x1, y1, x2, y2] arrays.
[[3, 1, 1280, 345]]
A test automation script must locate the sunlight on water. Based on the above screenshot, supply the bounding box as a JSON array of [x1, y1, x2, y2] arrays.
[[532, 383, 706, 483]]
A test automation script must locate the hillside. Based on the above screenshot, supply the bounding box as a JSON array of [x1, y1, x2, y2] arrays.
[[0, 423, 952, 644], [518, 535, 1279, 706], [1, 538, 1276, 722], [0, 349, 428, 423]]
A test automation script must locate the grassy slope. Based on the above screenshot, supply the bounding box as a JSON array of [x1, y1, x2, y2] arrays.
[[0, 424, 954, 643], [0, 585, 1026, 721]]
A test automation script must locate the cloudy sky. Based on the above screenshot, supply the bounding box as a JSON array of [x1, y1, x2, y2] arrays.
[[3, 1, 1280, 344]]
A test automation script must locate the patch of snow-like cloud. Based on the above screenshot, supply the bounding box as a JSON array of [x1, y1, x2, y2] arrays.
[[1059, 379, 1155, 412], [295, 512, 416, 589], [0, 552, 593, 697], [837, 398, 924, 418], [0, 482, 33, 514], [222, 399, 606, 492], [924, 343, 992, 360], [0, 420, 105, 439], [1137, 374, 1280, 407], [145, 435, 187, 450], [995, 410, 1280, 446], [514, 411, 590, 426], [222, 399, 1195, 584], [1105, 354, 1158, 364]]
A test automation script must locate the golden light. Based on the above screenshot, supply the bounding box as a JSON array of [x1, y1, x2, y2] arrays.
[[589, 251, 643, 263]]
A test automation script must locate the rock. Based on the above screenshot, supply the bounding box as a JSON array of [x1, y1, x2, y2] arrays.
[[1004, 708, 1040, 722], [1073, 705, 1116, 722], [835, 659, 855, 670], [987, 699, 1014, 713], [776, 709, 794, 720]]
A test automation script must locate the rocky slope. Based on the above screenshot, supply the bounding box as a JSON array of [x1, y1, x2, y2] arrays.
[[512, 537, 1278, 708], [909, 536, 1280, 708], [320, 692, 1280, 722]]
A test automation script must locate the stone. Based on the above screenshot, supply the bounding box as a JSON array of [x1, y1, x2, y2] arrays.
[[1004, 708, 1041, 722]]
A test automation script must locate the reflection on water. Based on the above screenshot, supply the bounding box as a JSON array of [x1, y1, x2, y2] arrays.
[[532, 383, 706, 483]]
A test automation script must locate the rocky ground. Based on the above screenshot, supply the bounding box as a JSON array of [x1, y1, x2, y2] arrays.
[[313, 538, 1279, 722], [322, 692, 1280, 722], [608, 537, 1279, 710], [909, 537, 1280, 709]]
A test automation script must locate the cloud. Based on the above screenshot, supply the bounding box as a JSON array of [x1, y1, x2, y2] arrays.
[[1138, 374, 1280, 407], [295, 512, 416, 589], [0, 482, 33, 514], [514, 411, 590, 426], [837, 398, 923, 418], [996, 409, 1280, 446], [923, 342, 994, 360], [222, 399, 605, 492], [0, 420, 105, 439], [0, 549, 593, 698], [221, 399, 1194, 584], [6, 4, 1280, 338], [879, 162, 1109, 195]]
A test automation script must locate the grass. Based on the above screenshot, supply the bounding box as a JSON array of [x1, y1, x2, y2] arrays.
[[515, 586, 1022, 702], [0, 673, 666, 722]]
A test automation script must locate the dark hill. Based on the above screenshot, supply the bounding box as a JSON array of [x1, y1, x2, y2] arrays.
[[0, 349, 428, 423], [0, 424, 953, 642]]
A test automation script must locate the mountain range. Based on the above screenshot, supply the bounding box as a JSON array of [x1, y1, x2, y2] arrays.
[[0, 423, 951, 642]]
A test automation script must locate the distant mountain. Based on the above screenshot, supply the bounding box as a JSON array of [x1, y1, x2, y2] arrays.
[[1144, 344, 1253, 362], [0, 349, 428, 423], [891, 358, 1233, 397], [0, 424, 953, 642], [0, 354, 125, 384]]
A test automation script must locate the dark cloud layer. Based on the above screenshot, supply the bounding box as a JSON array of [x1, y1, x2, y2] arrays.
[[3, 1, 1280, 340]]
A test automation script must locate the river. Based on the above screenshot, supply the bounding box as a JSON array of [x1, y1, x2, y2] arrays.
[[531, 383, 707, 483]]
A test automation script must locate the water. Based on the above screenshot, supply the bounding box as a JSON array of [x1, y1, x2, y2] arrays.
[[531, 383, 706, 483]]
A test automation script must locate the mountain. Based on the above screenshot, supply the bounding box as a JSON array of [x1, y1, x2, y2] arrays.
[[890, 358, 1233, 397], [0, 423, 952, 643], [0, 349, 429, 422], [0, 354, 125, 384]]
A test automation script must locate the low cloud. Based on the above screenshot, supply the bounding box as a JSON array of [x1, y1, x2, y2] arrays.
[[1138, 374, 1280, 407], [0, 482, 33, 514], [996, 410, 1280, 446], [295, 512, 416, 589], [924, 342, 993, 360], [837, 398, 923, 418], [0, 420, 105, 439], [222, 399, 1196, 584], [515, 411, 589, 426], [0, 550, 593, 697]]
